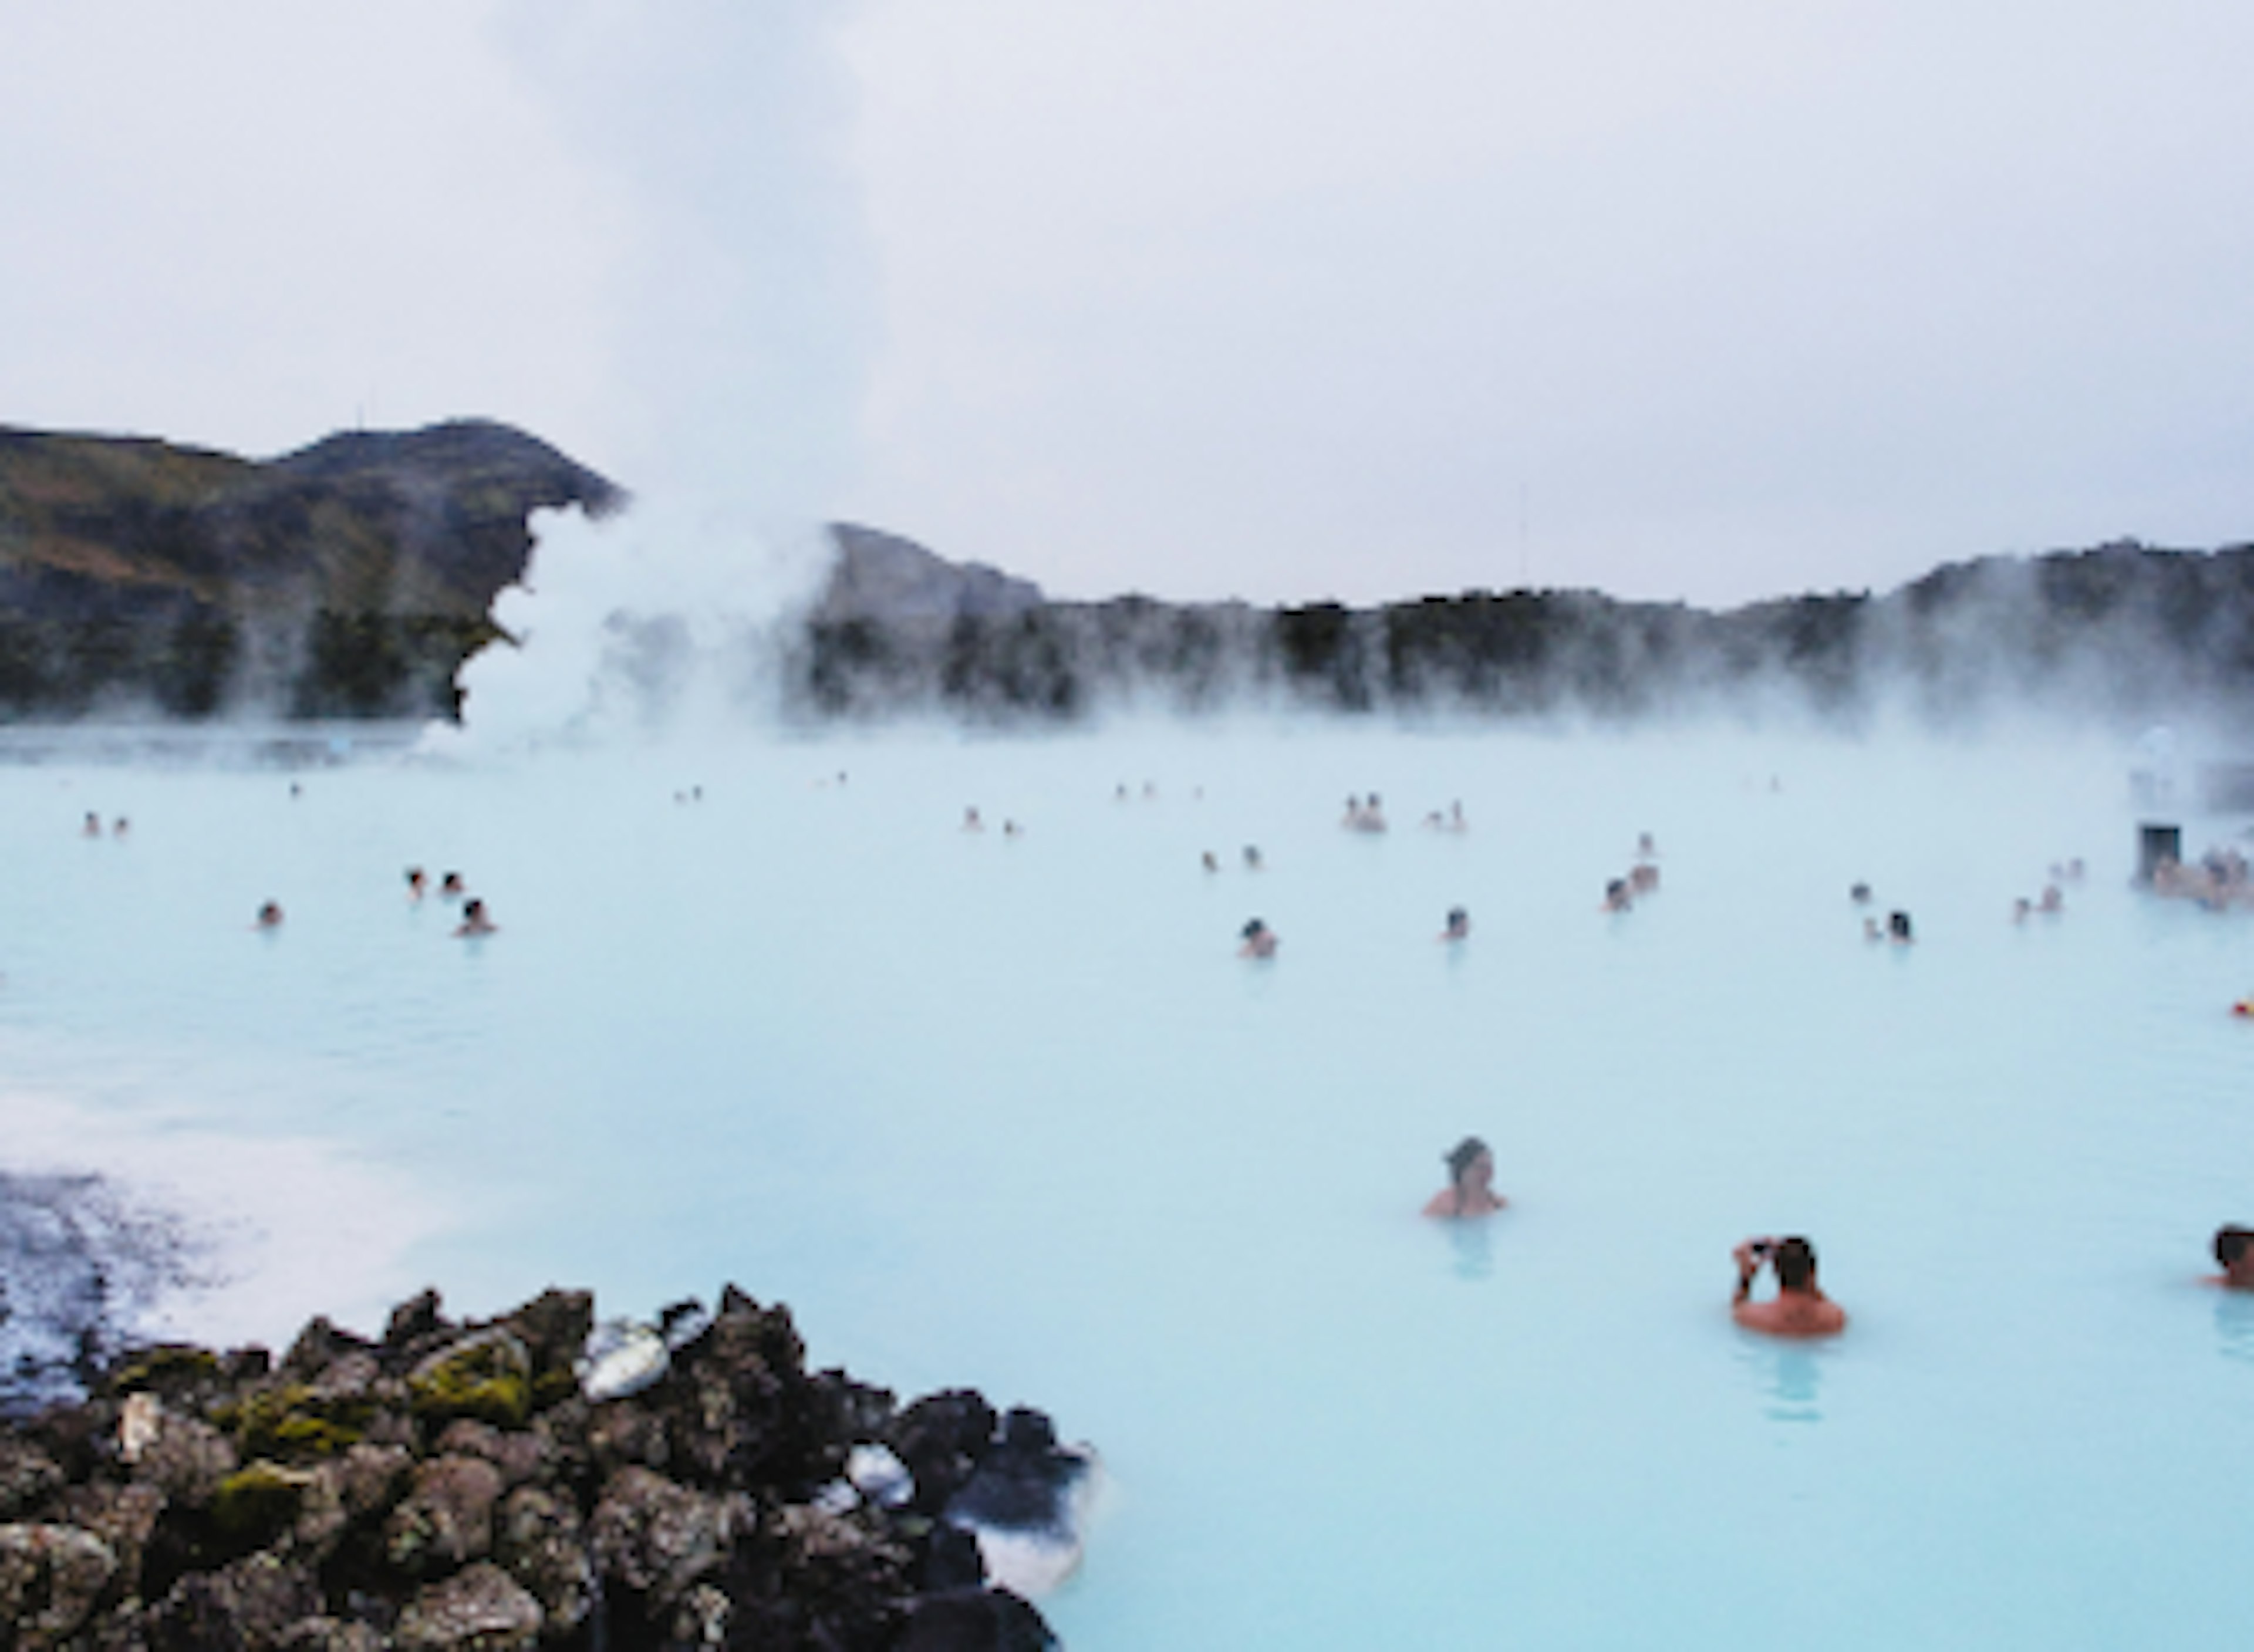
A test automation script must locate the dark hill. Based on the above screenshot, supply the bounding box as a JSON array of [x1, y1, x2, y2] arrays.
[[0, 420, 618, 717]]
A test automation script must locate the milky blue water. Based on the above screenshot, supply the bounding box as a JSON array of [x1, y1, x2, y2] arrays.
[[5, 718, 2253, 1649]]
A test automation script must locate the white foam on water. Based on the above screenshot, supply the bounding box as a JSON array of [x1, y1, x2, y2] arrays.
[[0, 1088, 443, 1353]]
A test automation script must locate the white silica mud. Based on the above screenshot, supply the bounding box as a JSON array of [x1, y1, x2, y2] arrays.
[[3, 715, 2252, 1648]]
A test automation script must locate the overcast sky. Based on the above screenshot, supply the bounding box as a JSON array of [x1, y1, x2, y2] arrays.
[[2, 1, 2249, 607]]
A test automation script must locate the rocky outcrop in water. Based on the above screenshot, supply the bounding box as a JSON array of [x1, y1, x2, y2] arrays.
[[0, 1286, 1067, 1650]]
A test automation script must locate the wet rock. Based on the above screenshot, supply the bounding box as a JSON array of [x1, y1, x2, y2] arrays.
[[764, 1502, 915, 1648], [0, 1522, 120, 1645], [279, 1319, 376, 1385], [434, 1420, 547, 1491], [588, 1465, 750, 1608], [0, 1436, 66, 1518], [384, 1454, 504, 1577], [407, 1332, 532, 1432], [329, 1442, 416, 1522], [888, 1391, 998, 1516], [492, 1484, 594, 1636], [667, 1582, 731, 1646], [383, 1290, 447, 1353], [0, 1281, 1064, 1651], [918, 1521, 986, 1593], [285, 1442, 408, 1566], [272, 1618, 383, 1652], [149, 1548, 319, 1652], [305, 1352, 383, 1407], [492, 1290, 592, 1392], [53, 1481, 164, 1599], [132, 1413, 239, 1508], [392, 1562, 543, 1652], [647, 1289, 827, 1492], [896, 1587, 1059, 1652], [585, 1397, 670, 1479]]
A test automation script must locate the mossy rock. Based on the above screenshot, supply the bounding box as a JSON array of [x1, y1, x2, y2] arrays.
[[110, 1345, 221, 1396], [212, 1460, 312, 1545], [530, 1368, 580, 1412], [407, 1330, 532, 1430], [217, 1384, 374, 1462]]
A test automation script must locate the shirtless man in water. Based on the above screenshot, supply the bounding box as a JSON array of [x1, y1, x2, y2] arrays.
[[1732, 1236, 1847, 1337]]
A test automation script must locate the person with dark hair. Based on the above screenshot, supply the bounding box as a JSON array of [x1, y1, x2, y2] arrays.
[[2208, 1225, 2254, 1289], [254, 901, 284, 930], [1440, 906, 1470, 942], [454, 898, 498, 938], [1238, 918, 1277, 960], [1423, 1137, 1504, 1218], [406, 867, 427, 900], [1732, 1236, 1847, 1337], [1888, 911, 1914, 943], [1603, 877, 1634, 913]]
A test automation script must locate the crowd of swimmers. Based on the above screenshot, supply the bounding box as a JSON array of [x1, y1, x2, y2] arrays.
[[1421, 1135, 2254, 1337], [249, 864, 495, 937], [2152, 846, 2250, 910]]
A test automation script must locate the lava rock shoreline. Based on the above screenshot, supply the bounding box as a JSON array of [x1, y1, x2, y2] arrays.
[[0, 1284, 1066, 1650]]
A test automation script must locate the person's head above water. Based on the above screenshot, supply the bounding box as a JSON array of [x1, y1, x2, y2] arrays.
[[1241, 918, 1267, 940], [1424, 1134, 1504, 1217], [255, 901, 283, 928], [1443, 906, 1470, 938], [1770, 1235, 1819, 1291], [1889, 910, 1914, 941], [2213, 1225, 2254, 1286], [1445, 1136, 1490, 1185]]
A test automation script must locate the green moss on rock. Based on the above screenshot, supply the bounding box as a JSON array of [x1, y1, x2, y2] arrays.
[[218, 1384, 375, 1462], [110, 1346, 221, 1394], [212, 1461, 310, 1545], [407, 1332, 532, 1430]]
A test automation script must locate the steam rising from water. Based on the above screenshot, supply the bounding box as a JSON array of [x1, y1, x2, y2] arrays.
[[450, 0, 872, 746]]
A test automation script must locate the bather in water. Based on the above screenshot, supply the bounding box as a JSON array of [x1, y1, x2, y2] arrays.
[[1423, 1136, 1505, 1218], [1238, 918, 1277, 960], [1730, 1236, 1847, 1337], [2208, 1225, 2254, 1290], [454, 898, 498, 938], [1440, 906, 1470, 942]]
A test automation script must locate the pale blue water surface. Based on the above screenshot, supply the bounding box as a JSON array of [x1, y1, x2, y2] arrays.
[[4, 719, 2252, 1649]]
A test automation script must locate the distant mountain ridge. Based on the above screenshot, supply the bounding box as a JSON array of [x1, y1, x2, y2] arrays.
[[3, 415, 2251, 729], [791, 532, 2254, 731], [0, 420, 618, 715]]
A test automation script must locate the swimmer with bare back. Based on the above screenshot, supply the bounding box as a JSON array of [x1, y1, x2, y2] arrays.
[[1731, 1237, 1847, 1337]]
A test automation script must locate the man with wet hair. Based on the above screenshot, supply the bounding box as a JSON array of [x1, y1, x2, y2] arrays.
[[1732, 1235, 1847, 1337], [2209, 1225, 2254, 1290]]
